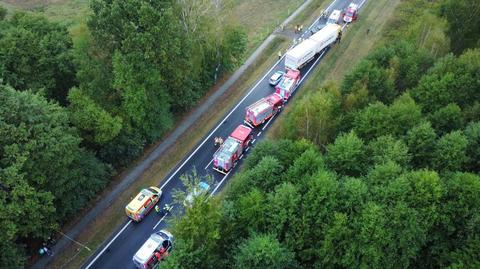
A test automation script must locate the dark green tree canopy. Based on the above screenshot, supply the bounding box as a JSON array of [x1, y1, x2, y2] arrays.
[[0, 12, 76, 104]]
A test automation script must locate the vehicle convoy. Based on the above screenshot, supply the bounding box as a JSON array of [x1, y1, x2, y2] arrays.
[[284, 23, 342, 70], [133, 230, 173, 269], [244, 93, 283, 127], [275, 70, 301, 100], [213, 125, 253, 174], [343, 3, 358, 22], [125, 187, 162, 222]]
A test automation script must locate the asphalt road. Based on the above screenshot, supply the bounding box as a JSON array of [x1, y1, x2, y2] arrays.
[[83, 0, 365, 267]]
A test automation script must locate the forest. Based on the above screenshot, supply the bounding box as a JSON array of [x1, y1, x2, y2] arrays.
[[0, 0, 247, 267], [163, 0, 480, 268]]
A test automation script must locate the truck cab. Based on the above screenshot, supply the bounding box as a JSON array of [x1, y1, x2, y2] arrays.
[[275, 70, 301, 101], [343, 3, 358, 22], [213, 125, 253, 174]]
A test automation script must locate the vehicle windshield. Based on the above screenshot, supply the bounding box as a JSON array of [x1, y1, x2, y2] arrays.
[[346, 11, 354, 17], [272, 72, 282, 80]]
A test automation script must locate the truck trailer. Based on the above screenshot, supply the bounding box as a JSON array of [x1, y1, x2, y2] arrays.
[[244, 93, 283, 128], [213, 125, 253, 174], [284, 24, 342, 70]]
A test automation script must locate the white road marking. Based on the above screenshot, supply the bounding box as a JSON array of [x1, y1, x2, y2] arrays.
[[85, 36, 288, 269], [85, 220, 132, 269], [152, 206, 175, 230], [204, 159, 214, 170], [85, 0, 358, 266], [240, 155, 243, 160], [262, 115, 276, 131], [252, 139, 256, 144], [210, 171, 232, 197], [257, 131, 262, 137], [246, 147, 250, 152]]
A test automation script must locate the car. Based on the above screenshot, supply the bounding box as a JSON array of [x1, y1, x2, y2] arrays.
[[132, 230, 174, 269], [269, 71, 285, 86], [183, 181, 211, 207], [343, 3, 358, 23], [125, 186, 162, 222]]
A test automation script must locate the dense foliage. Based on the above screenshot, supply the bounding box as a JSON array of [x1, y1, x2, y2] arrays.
[[0, 86, 110, 267], [0, 0, 247, 266], [165, 0, 480, 268]]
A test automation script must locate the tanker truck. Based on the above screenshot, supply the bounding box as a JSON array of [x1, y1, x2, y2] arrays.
[[284, 24, 342, 71], [213, 125, 253, 174]]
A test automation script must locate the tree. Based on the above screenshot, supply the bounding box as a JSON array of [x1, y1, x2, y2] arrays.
[[326, 131, 366, 177], [281, 83, 342, 147], [441, 0, 480, 54], [243, 139, 314, 170], [266, 183, 302, 244], [0, 5, 6, 20], [411, 50, 480, 112], [342, 60, 396, 104], [406, 122, 437, 169], [221, 25, 248, 71], [67, 87, 123, 145], [464, 121, 480, 172], [162, 198, 224, 269], [433, 172, 480, 267], [0, 12, 76, 104], [345, 202, 392, 269], [368, 135, 411, 167], [233, 234, 296, 269], [429, 103, 464, 136], [353, 102, 393, 140], [388, 93, 423, 137], [0, 85, 109, 221], [284, 148, 324, 184], [433, 131, 468, 172]]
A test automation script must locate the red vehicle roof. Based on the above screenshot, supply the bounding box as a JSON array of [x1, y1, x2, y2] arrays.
[[230, 125, 252, 142], [266, 93, 283, 105], [286, 70, 301, 79]]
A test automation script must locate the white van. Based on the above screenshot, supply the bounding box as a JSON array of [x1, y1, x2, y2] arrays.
[[133, 230, 173, 269], [327, 9, 341, 25]]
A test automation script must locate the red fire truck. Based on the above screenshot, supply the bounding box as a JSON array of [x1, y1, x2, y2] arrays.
[[244, 93, 283, 128], [213, 125, 253, 174], [275, 70, 301, 101]]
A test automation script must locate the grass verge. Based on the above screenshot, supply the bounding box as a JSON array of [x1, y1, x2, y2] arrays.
[[50, 35, 291, 269], [268, 0, 401, 138], [49, 0, 333, 264]]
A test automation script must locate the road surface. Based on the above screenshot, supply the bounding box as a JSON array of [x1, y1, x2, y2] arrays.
[[84, 0, 366, 267]]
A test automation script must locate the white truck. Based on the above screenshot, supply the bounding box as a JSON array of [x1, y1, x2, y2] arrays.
[[285, 24, 341, 70]]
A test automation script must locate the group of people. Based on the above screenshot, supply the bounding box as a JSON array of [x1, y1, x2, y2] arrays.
[[214, 136, 224, 147], [155, 203, 173, 216], [294, 24, 304, 33], [38, 238, 54, 257], [151, 246, 168, 263]]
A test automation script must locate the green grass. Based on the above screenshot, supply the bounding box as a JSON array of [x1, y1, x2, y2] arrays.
[[1, 0, 305, 53], [227, 0, 304, 53]]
